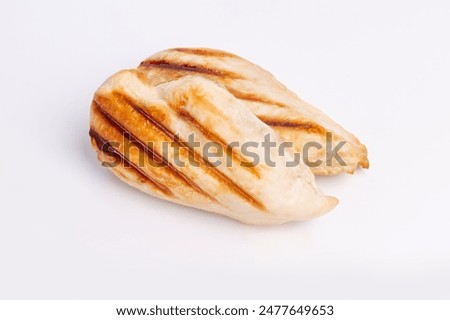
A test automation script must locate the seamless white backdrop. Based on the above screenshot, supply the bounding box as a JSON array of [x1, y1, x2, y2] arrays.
[[1, 0, 449, 299]]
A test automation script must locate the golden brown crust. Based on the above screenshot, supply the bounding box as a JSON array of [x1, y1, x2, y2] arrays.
[[89, 128, 173, 197]]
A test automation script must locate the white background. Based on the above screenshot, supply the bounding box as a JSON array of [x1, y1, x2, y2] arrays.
[[1, 0, 449, 299]]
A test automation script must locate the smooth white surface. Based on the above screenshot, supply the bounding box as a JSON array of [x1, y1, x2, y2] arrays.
[[1, 0, 449, 299]]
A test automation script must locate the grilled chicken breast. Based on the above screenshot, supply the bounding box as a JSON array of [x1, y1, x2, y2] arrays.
[[138, 48, 369, 175], [89, 69, 337, 224]]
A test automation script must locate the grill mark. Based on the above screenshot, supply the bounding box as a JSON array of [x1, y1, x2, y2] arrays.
[[88, 128, 173, 197], [92, 101, 216, 202], [139, 59, 241, 79], [226, 87, 287, 108], [109, 91, 266, 212], [93, 101, 164, 166], [178, 109, 260, 178], [258, 117, 327, 135], [172, 48, 237, 58]]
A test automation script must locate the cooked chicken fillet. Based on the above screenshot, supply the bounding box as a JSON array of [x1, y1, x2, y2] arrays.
[[138, 48, 369, 175], [89, 69, 337, 224]]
